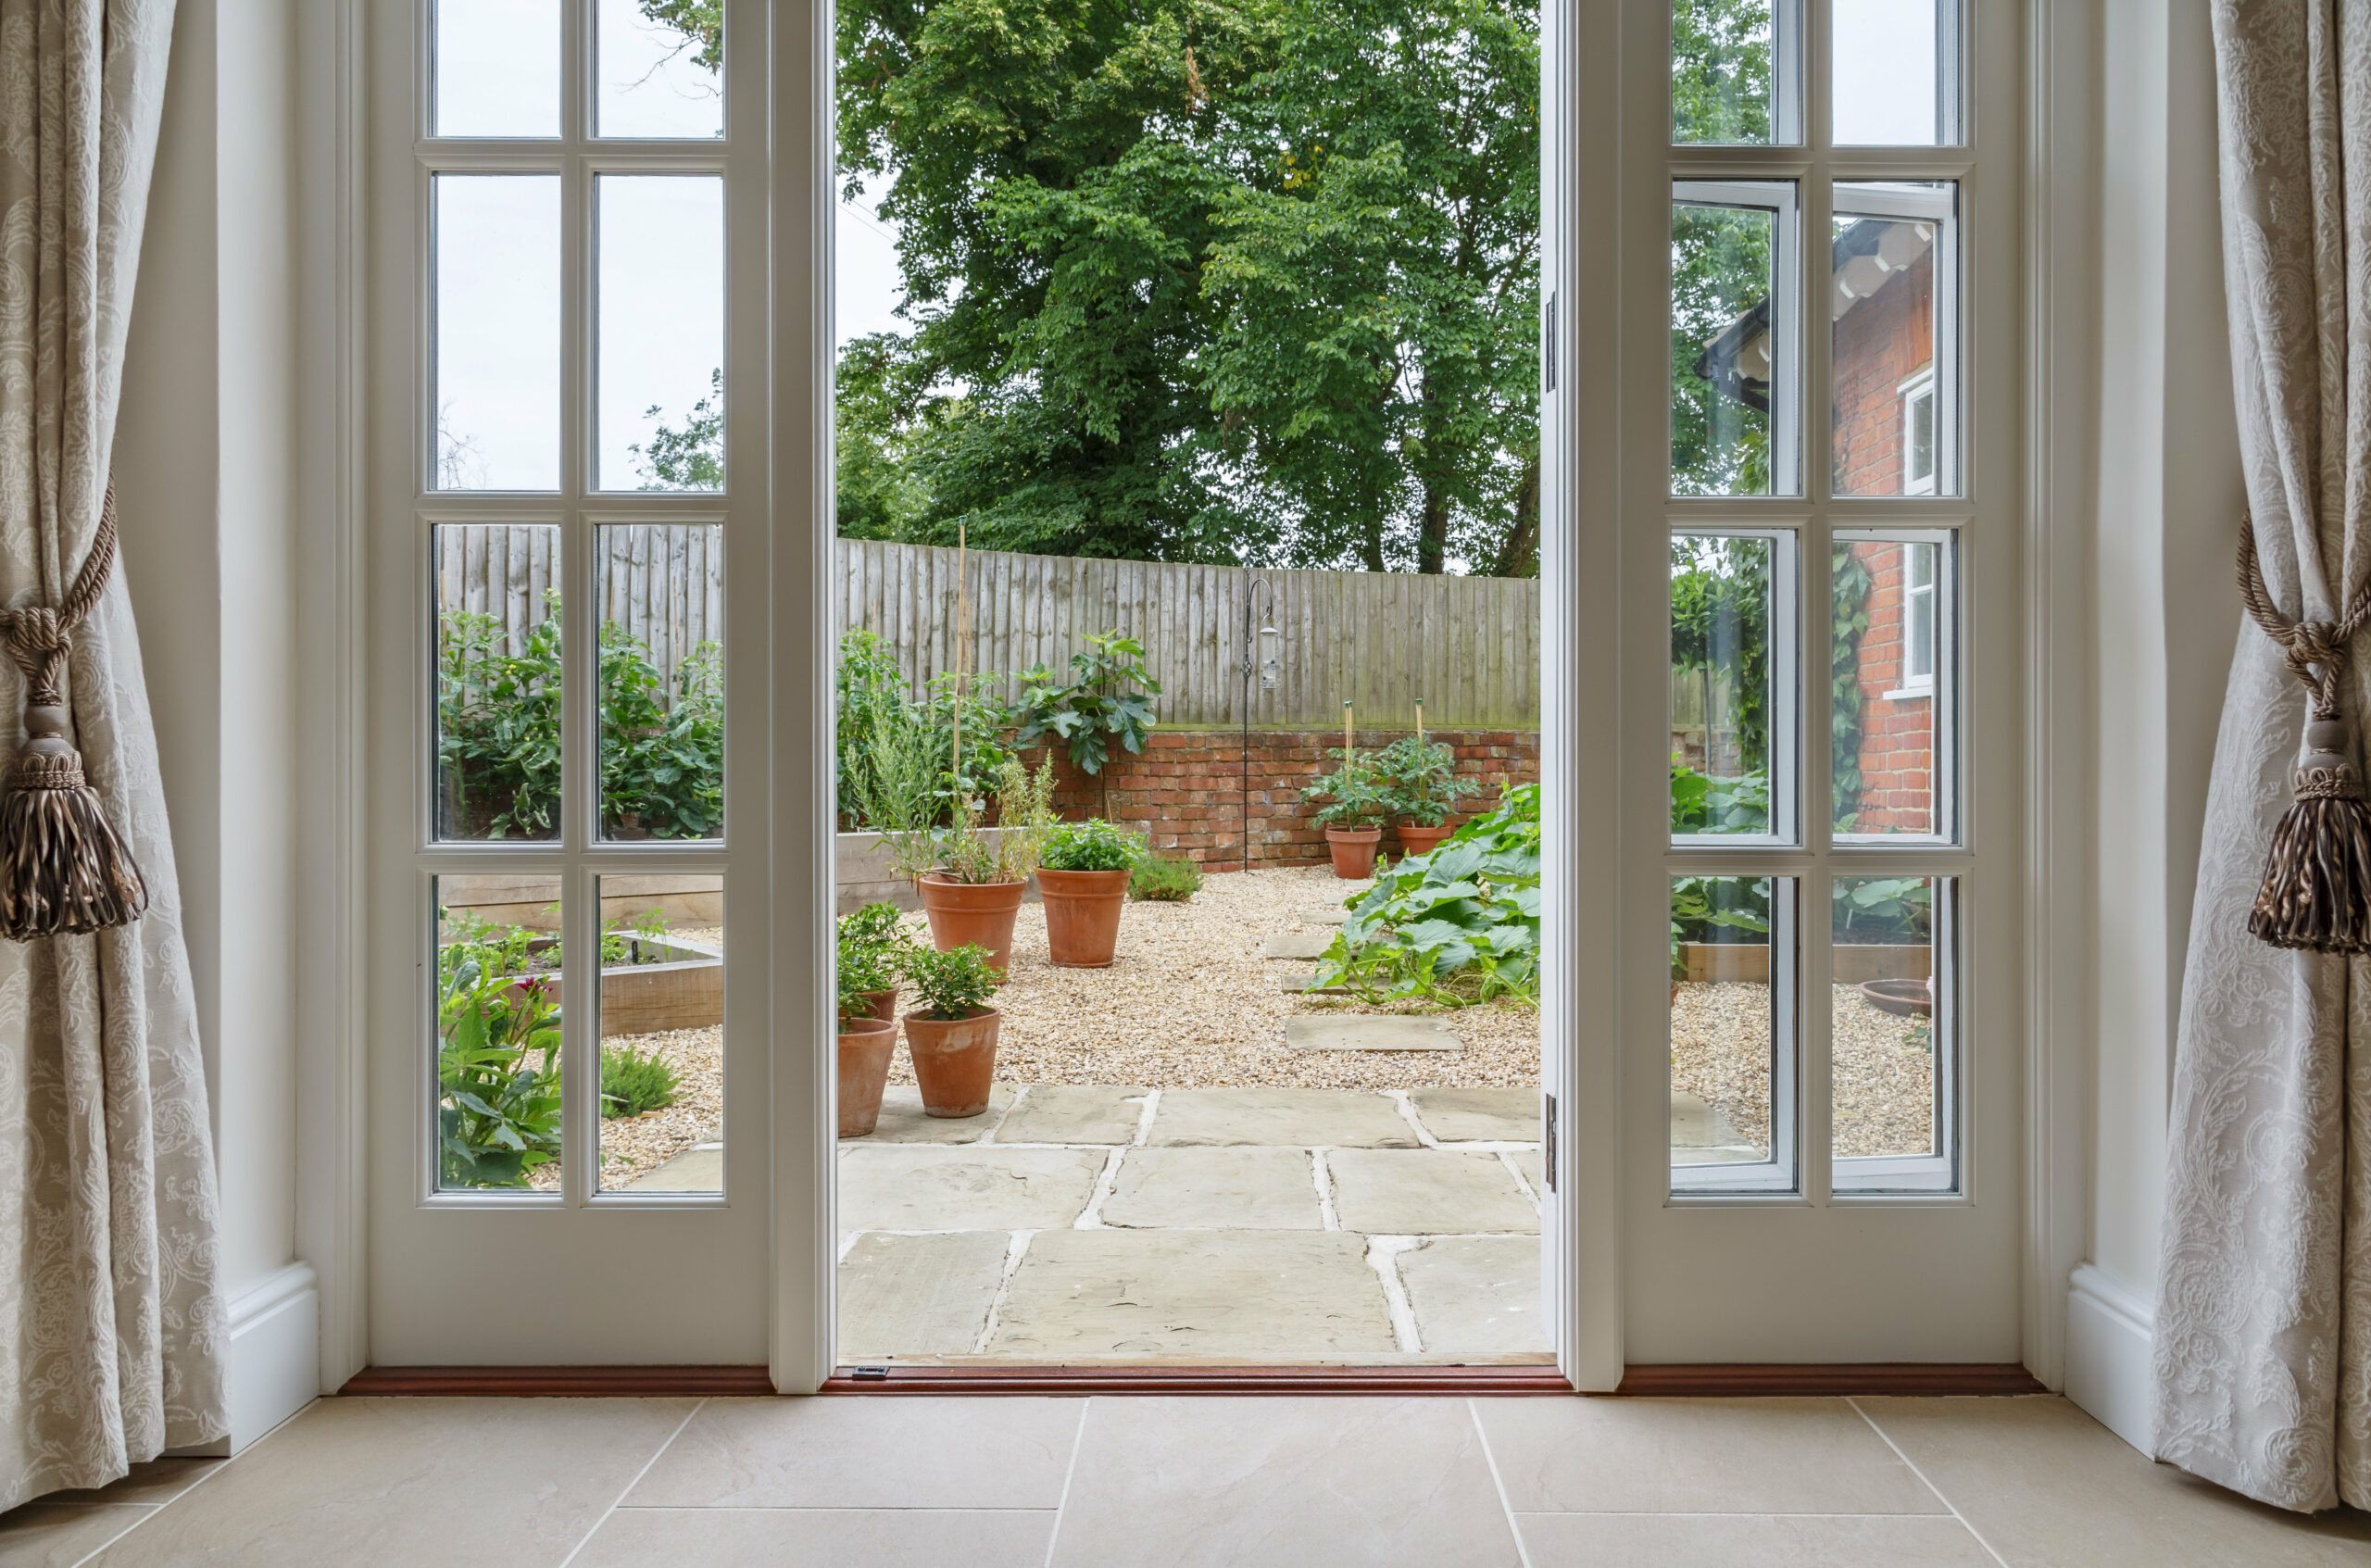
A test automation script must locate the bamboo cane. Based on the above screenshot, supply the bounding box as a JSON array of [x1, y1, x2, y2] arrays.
[[952, 521, 967, 796], [1415, 696, 1424, 744], [1343, 699, 1353, 757]]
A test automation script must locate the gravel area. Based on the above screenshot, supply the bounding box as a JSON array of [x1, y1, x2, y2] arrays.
[[1671, 980, 1936, 1159]]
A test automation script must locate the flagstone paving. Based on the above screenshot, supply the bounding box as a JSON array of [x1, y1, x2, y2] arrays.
[[837, 1231, 1010, 1358], [1099, 1147, 1324, 1231], [864, 1085, 1018, 1144], [1324, 1148, 1541, 1235], [837, 1145, 1107, 1233], [1283, 1015, 1463, 1052], [1393, 1236, 1551, 1354], [1146, 1087, 1423, 1148], [1408, 1086, 1538, 1142], [996, 1084, 1148, 1145]]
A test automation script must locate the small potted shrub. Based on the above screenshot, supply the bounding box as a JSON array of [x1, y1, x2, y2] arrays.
[[902, 942, 1004, 1118], [834, 953, 898, 1138], [1301, 748, 1391, 878], [1036, 819, 1148, 966], [1377, 734, 1480, 859], [835, 901, 918, 1022], [915, 755, 1057, 975]]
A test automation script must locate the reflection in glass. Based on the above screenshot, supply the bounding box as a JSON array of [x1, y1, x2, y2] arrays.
[[1833, 537, 1943, 838], [598, 876, 723, 1193], [1672, 191, 1788, 496], [433, 0, 558, 138], [598, 526, 725, 841], [434, 524, 561, 842], [433, 176, 561, 490], [1671, 0, 1783, 145], [1671, 534, 1777, 838], [1829, 184, 1954, 497], [597, 0, 724, 139], [1833, 0, 1955, 145], [434, 876, 564, 1194], [1670, 875, 1785, 1179], [597, 176, 725, 492], [1830, 875, 1948, 1187]]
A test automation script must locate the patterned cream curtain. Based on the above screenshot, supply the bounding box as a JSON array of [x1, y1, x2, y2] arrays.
[[2154, 0, 2371, 1515], [0, 0, 225, 1510]]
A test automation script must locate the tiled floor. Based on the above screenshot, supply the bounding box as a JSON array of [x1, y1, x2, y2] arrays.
[[7, 1393, 2369, 1567]]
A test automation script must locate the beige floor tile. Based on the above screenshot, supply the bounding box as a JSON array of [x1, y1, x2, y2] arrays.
[[576, 1508, 1056, 1567], [1325, 1148, 1538, 1234], [1857, 1395, 2371, 1567], [837, 1144, 1104, 1231], [0, 1505, 152, 1568], [1475, 1398, 1946, 1515], [1048, 1397, 1521, 1567], [1515, 1512, 1993, 1567], [38, 1460, 220, 1509], [837, 1230, 1010, 1359], [1099, 1147, 1324, 1230], [86, 1398, 695, 1568], [626, 1397, 1081, 1510]]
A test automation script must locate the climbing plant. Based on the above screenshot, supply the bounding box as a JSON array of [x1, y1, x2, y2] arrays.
[[1828, 546, 1875, 826]]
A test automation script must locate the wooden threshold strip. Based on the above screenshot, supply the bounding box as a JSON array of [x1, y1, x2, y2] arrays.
[[820, 1364, 1574, 1395], [339, 1365, 775, 1398], [1613, 1363, 2044, 1398]]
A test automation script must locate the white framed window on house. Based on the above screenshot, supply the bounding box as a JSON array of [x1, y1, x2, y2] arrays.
[[1900, 369, 1938, 495]]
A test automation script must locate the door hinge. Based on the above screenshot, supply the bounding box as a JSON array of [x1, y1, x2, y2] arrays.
[[1543, 292, 1557, 394], [1542, 1093, 1557, 1194]]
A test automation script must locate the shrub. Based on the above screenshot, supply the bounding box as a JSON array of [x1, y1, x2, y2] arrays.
[[907, 942, 1002, 1020], [1016, 630, 1160, 776], [1130, 854, 1203, 901], [434, 938, 562, 1188], [600, 1042, 681, 1119], [1300, 747, 1391, 830], [1041, 819, 1148, 872], [1375, 735, 1480, 827], [599, 626, 724, 839], [1314, 783, 1541, 1009], [836, 901, 919, 1021]]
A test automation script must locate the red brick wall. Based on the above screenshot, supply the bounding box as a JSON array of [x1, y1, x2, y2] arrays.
[[1831, 255, 1934, 497], [1028, 728, 1540, 869], [1845, 543, 1934, 833]]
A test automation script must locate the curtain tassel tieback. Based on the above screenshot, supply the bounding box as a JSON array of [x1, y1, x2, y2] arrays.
[[2239, 514, 2371, 952], [0, 482, 145, 940]]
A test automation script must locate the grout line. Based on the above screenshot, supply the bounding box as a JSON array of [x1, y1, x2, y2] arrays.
[[1498, 1148, 1541, 1212], [554, 1397, 708, 1568], [972, 1230, 1035, 1354], [1845, 1397, 2013, 1568], [1366, 1235, 1426, 1352], [1129, 1087, 1160, 1146], [1311, 1148, 1342, 1231], [978, 1085, 1023, 1145], [68, 1394, 328, 1568], [1040, 1399, 1092, 1568], [1383, 1088, 1442, 1148], [1468, 1398, 1536, 1568], [1075, 1147, 1126, 1228]]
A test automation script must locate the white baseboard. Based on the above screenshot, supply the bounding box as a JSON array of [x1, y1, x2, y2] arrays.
[[221, 1261, 320, 1450], [2065, 1262, 2153, 1455]]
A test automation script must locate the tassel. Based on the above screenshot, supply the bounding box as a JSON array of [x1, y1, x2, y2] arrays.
[[2249, 715, 2371, 953], [0, 699, 147, 939]]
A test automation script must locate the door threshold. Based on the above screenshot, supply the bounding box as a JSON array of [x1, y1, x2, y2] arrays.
[[822, 1363, 1574, 1395]]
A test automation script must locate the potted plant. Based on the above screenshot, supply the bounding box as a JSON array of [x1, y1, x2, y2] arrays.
[[1376, 735, 1481, 859], [834, 958, 898, 1139], [835, 900, 917, 1022], [913, 755, 1057, 974], [902, 942, 1004, 1118], [1301, 748, 1391, 878], [1037, 820, 1147, 967]]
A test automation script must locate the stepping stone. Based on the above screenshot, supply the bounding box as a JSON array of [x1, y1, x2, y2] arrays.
[[1410, 1087, 1539, 1142], [858, 1085, 1017, 1145], [1324, 1148, 1539, 1235], [1284, 1016, 1461, 1053], [986, 1229, 1398, 1358], [837, 1145, 1105, 1232], [997, 1085, 1148, 1145], [1100, 1148, 1323, 1231], [1394, 1236, 1549, 1355], [1259, 930, 1335, 960], [837, 1231, 1010, 1359], [1304, 907, 1351, 925], [1148, 1088, 1420, 1148], [1275, 972, 1353, 996], [622, 1145, 721, 1193]]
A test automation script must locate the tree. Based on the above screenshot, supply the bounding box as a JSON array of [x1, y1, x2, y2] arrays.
[[632, 368, 724, 492], [634, 1, 721, 72]]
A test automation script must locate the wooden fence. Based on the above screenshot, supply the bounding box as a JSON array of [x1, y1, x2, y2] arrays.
[[436, 528, 1540, 729]]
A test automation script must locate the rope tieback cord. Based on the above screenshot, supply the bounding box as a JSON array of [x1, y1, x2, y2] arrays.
[[0, 481, 146, 939], [2238, 513, 2371, 953]]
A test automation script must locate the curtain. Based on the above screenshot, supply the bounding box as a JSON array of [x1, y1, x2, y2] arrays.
[[0, 0, 224, 1512], [2154, 0, 2371, 1516]]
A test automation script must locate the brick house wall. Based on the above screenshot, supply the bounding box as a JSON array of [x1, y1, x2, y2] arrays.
[[1831, 255, 1934, 497], [1843, 542, 1934, 833]]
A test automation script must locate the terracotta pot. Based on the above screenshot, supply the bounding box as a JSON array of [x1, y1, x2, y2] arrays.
[[1324, 826, 1383, 879], [1397, 822, 1453, 859], [916, 875, 1027, 973], [902, 1007, 1002, 1118], [835, 1017, 897, 1137], [850, 985, 899, 1023], [1037, 867, 1131, 967]]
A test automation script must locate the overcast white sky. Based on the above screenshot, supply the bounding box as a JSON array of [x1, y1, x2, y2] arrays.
[[432, 0, 1943, 492]]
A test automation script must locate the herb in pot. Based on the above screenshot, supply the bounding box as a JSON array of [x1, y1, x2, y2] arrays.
[[906, 942, 1002, 1021], [1041, 818, 1148, 872]]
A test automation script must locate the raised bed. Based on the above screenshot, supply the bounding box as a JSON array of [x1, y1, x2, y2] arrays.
[[499, 933, 723, 1039], [1676, 941, 1929, 985]]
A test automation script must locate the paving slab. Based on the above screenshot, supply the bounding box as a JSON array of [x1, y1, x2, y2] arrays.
[[1395, 1235, 1550, 1355], [622, 1145, 721, 1192], [1514, 1148, 1543, 1194], [1148, 1088, 1420, 1148], [1324, 1148, 1539, 1234], [1273, 971, 1350, 995], [996, 1085, 1148, 1145], [1303, 906, 1351, 925], [1258, 930, 1336, 960], [986, 1229, 1399, 1357], [856, 1085, 1016, 1145], [1409, 1087, 1538, 1142], [837, 1230, 1010, 1359], [1100, 1148, 1323, 1230], [1670, 1091, 1743, 1150], [837, 1145, 1106, 1232], [1283, 1016, 1461, 1052]]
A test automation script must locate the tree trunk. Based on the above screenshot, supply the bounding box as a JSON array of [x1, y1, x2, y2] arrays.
[[1419, 484, 1449, 575], [1491, 457, 1541, 578]]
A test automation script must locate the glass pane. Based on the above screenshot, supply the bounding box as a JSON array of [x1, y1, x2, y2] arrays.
[[434, 524, 561, 842], [432, 0, 558, 138], [597, 0, 724, 139], [1671, 0, 1787, 145], [1671, 533, 1783, 839], [598, 875, 724, 1193], [1831, 875, 1950, 1190], [596, 176, 725, 492], [433, 175, 561, 491], [435, 875, 564, 1194], [1833, 535, 1946, 837], [1830, 183, 1955, 498], [1833, 0, 1957, 145], [1671, 875, 1791, 1186], [598, 525, 724, 840], [1672, 186, 1793, 496]]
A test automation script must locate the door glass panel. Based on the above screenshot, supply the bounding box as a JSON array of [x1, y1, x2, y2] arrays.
[[596, 0, 724, 140], [596, 175, 725, 492], [1672, 183, 1797, 496], [1830, 182, 1956, 498], [597, 875, 724, 1194], [1832, 0, 1958, 146], [1671, 875, 1793, 1190], [1671, 0, 1791, 145], [598, 525, 724, 841], [1833, 533, 1949, 839], [434, 875, 565, 1194], [1830, 874, 1951, 1191], [432, 0, 558, 139], [1671, 533, 1791, 842], [433, 175, 562, 491], [434, 524, 560, 842]]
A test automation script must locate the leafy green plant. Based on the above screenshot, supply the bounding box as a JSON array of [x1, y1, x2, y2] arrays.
[[1314, 784, 1542, 1008], [1129, 854, 1204, 902], [835, 900, 920, 1021], [1041, 819, 1148, 872], [1669, 874, 1772, 982], [600, 626, 724, 839], [907, 942, 1002, 1020], [1017, 631, 1160, 777], [434, 946, 563, 1188], [1301, 748, 1392, 831], [1375, 735, 1481, 827], [1669, 758, 1770, 834], [437, 604, 563, 839], [600, 1043, 682, 1120], [934, 754, 1058, 884], [1829, 546, 1875, 823], [1835, 877, 1932, 942]]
